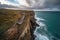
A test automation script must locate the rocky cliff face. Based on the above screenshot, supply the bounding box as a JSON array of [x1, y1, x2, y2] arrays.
[[0, 9, 39, 40]]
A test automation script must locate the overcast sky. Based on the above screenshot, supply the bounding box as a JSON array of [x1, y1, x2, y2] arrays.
[[0, 0, 60, 10]]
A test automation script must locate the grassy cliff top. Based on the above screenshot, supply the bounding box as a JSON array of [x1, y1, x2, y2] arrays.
[[0, 9, 34, 40]]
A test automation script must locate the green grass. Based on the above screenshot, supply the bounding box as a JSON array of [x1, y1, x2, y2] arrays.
[[0, 9, 34, 40], [0, 9, 21, 40]]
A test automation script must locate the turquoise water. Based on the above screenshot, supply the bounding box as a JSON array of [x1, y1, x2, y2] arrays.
[[35, 11, 60, 40]]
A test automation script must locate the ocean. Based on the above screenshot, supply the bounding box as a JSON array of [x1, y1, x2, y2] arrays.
[[34, 11, 60, 40]]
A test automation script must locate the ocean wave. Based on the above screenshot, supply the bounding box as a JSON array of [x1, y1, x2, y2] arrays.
[[34, 13, 60, 40], [34, 13, 49, 40]]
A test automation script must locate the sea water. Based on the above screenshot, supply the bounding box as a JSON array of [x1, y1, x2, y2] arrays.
[[34, 11, 60, 40]]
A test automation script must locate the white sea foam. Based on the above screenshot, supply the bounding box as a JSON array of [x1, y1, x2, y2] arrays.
[[34, 12, 60, 40], [34, 13, 49, 40]]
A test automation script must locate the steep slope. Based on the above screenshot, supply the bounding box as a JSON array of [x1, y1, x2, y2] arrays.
[[0, 9, 39, 40]]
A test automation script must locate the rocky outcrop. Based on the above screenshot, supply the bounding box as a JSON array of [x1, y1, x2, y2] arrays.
[[0, 9, 39, 40]]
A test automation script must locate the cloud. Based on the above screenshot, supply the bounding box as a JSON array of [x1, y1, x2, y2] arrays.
[[0, 0, 19, 6], [0, 3, 18, 8], [18, 0, 46, 8], [0, 0, 60, 10], [0, 0, 19, 8], [17, 0, 30, 7], [16, 0, 60, 9], [28, 0, 60, 8]]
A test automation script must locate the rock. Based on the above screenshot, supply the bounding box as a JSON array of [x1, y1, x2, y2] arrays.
[[0, 9, 39, 40]]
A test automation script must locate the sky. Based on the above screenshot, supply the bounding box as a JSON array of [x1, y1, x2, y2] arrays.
[[0, 0, 30, 6], [0, 0, 60, 10]]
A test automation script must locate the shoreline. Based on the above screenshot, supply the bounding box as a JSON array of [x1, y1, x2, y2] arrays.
[[0, 9, 39, 40]]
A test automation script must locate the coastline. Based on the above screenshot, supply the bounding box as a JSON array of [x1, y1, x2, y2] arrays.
[[0, 9, 39, 40]]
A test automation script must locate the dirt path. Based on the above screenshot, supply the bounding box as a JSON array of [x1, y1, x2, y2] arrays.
[[18, 18, 30, 40], [17, 15, 25, 24], [5, 13, 25, 40]]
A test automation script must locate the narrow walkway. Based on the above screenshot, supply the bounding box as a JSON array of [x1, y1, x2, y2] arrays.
[[17, 13, 25, 24], [5, 13, 25, 40], [18, 18, 30, 40]]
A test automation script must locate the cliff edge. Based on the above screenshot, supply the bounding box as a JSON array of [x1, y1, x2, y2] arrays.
[[0, 9, 39, 40]]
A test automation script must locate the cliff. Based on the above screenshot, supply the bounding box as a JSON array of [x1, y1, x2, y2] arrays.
[[0, 9, 39, 40]]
